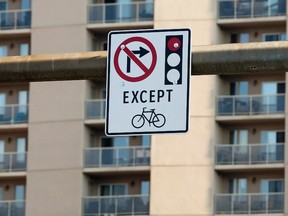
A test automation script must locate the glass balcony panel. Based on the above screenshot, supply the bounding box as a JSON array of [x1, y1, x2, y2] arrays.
[[10, 201, 25, 216], [233, 194, 249, 214], [135, 147, 150, 165], [215, 193, 284, 214], [117, 196, 132, 214], [84, 147, 150, 168], [233, 145, 249, 164], [217, 94, 284, 116], [216, 146, 233, 165], [217, 97, 233, 115], [134, 195, 149, 214], [215, 195, 232, 214], [0, 11, 15, 30], [88, 5, 104, 23], [251, 194, 267, 213], [0, 106, 12, 123], [100, 197, 115, 214], [0, 202, 9, 216], [88, 1, 154, 24], [236, 0, 252, 18], [83, 198, 99, 215], [105, 4, 120, 23], [83, 196, 149, 216], [139, 2, 154, 20], [268, 193, 284, 213], [85, 100, 106, 119], [16, 10, 31, 28], [0, 154, 9, 171], [84, 149, 100, 167], [121, 3, 137, 22], [14, 105, 28, 123], [12, 153, 27, 171], [219, 0, 235, 18], [235, 96, 249, 115]]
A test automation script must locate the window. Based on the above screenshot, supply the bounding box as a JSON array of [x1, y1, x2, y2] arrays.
[[0, 46, 8, 57], [260, 179, 284, 193], [263, 33, 286, 41], [229, 178, 248, 194], [16, 138, 26, 162], [141, 181, 150, 195], [261, 82, 285, 113], [18, 90, 28, 114], [15, 185, 25, 200], [231, 33, 250, 43], [0, 1, 6, 11], [142, 135, 151, 146], [21, 0, 31, 10], [230, 130, 248, 145], [20, 43, 29, 56], [0, 93, 6, 115], [100, 184, 128, 196], [230, 81, 249, 95]]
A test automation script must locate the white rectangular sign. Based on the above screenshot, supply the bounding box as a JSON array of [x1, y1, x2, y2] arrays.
[[106, 28, 191, 135]]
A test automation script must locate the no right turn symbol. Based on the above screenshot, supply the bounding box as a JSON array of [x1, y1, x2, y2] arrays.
[[114, 36, 157, 82]]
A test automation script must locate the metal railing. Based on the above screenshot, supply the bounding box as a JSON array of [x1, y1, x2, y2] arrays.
[[0, 9, 31, 30], [216, 94, 285, 116], [0, 104, 28, 124], [0, 200, 25, 216], [83, 195, 149, 216], [218, 0, 286, 19], [85, 99, 105, 120], [215, 193, 284, 214], [88, 1, 154, 24], [0, 152, 27, 172], [84, 146, 150, 168], [215, 143, 284, 165]]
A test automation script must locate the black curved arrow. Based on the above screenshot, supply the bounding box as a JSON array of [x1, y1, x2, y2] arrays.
[[127, 47, 150, 73]]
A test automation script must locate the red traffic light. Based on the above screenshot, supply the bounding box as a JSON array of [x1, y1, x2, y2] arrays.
[[167, 37, 181, 51]]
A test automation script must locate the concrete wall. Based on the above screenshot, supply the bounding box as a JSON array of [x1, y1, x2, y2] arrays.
[[26, 0, 88, 215]]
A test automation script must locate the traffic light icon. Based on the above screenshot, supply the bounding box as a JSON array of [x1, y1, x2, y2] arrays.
[[165, 35, 183, 85]]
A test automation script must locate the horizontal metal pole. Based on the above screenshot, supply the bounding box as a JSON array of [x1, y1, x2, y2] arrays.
[[0, 41, 287, 83]]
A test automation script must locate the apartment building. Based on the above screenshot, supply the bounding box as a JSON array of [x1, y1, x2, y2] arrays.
[[0, 0, 287, 215]]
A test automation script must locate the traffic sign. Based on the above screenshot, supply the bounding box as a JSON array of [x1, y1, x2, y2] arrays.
[[106, 29, 191, 135]]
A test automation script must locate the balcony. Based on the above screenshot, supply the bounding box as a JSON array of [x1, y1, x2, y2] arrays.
[[87, 1, 154, 30], [84, 146, 150, 168], [83, 195, 149, 216], [218, 0, 286, 19], [0, 152, 27, 172], [0, 200, 25, 216], [85, 99, 105, 120], [215, 144, 284, 166], [218, 0, 286, 26], [216, 94, 285, 122], [0, 104, 28, 124], [215, 193, 284, 214], [0, 9, 31, 30]]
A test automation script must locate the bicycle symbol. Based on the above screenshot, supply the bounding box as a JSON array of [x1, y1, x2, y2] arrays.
[[131, 107, 166, 129]]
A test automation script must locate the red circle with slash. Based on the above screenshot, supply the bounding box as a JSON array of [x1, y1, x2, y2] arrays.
[[114, 37, 157, 82]]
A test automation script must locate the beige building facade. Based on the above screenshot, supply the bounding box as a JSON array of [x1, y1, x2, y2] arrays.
[[0, 0, 287, 215]]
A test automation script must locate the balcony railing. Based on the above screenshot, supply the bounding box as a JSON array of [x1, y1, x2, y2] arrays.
[[215, 144, 284, 165], [218, 0, 286, 19], [84, 146, 150, 168], [88, 1, 154, 24], [83, 195, 149, 216], [85, 99, 105, 120], [216, 94, 285, 116], [0, 9, 31, 30], [0, 200, 25, 216], [0, 152, 27, 172], [215, 193, 284, 214], [0, 104, 28, 124]]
